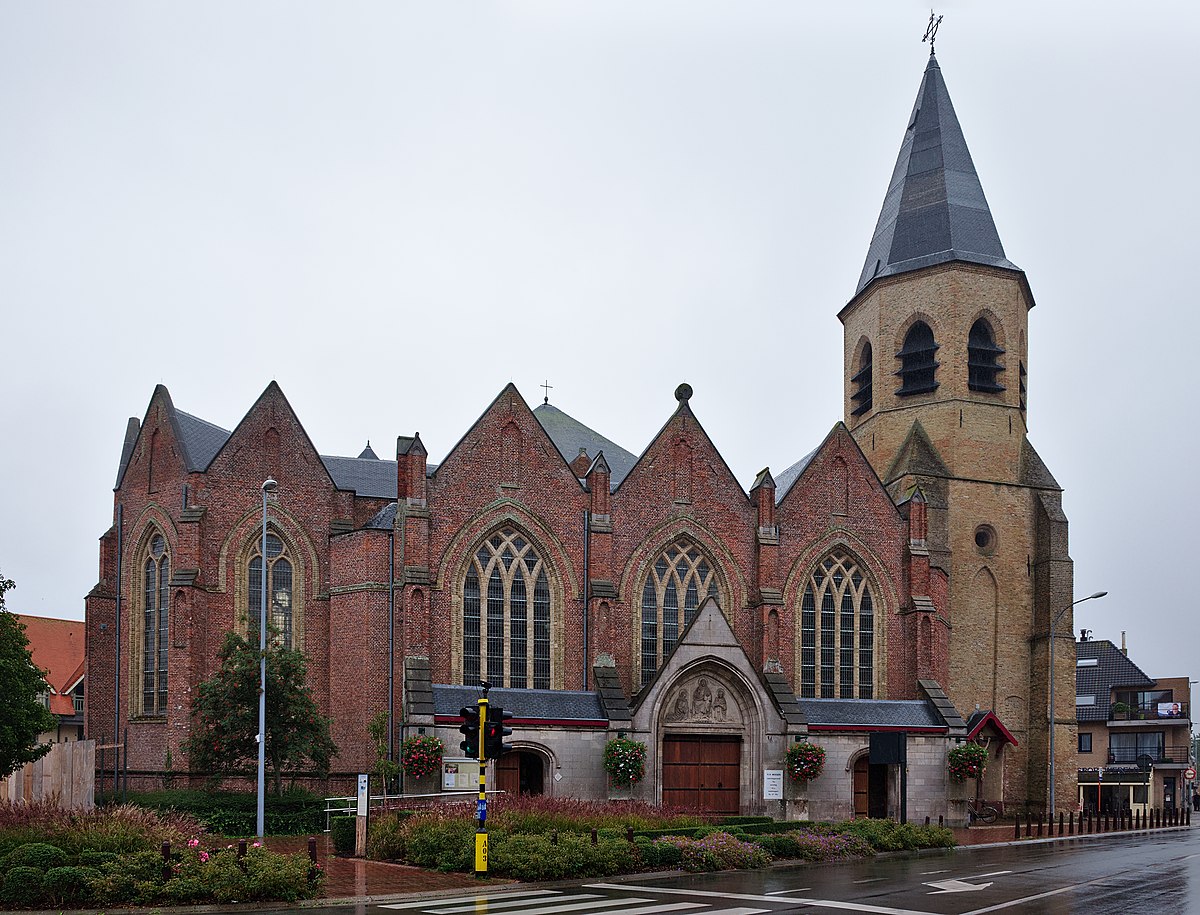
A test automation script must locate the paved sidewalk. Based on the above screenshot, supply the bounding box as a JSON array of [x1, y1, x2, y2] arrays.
[[266, 834, 508, 900]]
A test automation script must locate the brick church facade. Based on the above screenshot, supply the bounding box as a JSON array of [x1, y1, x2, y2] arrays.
[[85, 49, 1075, 821]]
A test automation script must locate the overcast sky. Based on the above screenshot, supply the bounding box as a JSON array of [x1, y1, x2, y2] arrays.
[[2, 2, 1197, 683]]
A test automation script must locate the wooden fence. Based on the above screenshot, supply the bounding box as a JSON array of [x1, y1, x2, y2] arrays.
[[1, 740, 95, 810]]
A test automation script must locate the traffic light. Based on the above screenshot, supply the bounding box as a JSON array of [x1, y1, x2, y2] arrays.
[[459, 706, 480, 758], [483, 706, 513, 760]]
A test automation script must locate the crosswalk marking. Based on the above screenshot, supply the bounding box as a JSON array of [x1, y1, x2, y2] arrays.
[[463, 896, 654, 915], [589, 904, 705, 915], [430, 894, 602, 914], [585, 884, 938, 915], [381, 890, 560, 910]]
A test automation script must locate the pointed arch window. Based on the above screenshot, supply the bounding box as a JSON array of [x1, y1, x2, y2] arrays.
[[968, 319, 1005, 392], [141, 533, 169, 716], [249, 533, 294, 649], [639, 538, 716, 687], [462, 527, 551, 689], [798, 551, 875, 699], [895, 321, 939, 396], [850, 342, 873, 416]]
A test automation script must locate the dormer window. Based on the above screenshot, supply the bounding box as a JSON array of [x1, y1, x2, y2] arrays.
[[968, 319, 1005, 392], [895, 321, 939, 396], [850, 342, 873, 416]]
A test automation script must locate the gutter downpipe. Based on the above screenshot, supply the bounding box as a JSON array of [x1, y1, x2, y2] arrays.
[[583, 510, 589, 691], [388, 522, 395, 764], [113, 503, 123, 794]]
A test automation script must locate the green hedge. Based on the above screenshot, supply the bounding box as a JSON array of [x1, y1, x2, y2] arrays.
[[123, 789, 324, 836]]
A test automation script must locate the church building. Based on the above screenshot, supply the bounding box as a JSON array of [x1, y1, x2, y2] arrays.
[[85, 47, 1076, 822]]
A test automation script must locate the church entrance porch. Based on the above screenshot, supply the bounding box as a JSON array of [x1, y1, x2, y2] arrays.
[[661, 735, 741, 814], [496, 751, 545, 796], [852, 756, 889, 818]]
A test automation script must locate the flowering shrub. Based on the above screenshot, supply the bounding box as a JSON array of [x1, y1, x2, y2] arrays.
[[400, 734, 445, 779], [659, 831, 771, 871], [603, 738, 647, 787], [752, 831, 873, 862], [948, 742, 988, 782], [784, 741, 826, 782]]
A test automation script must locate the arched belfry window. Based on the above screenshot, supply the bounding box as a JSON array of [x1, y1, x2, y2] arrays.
[[462, 527, 551, 690], [895, 321, 939, 396], [850, 342, 873, 416], [639, 538, 717, 687], [249, 533, 294, 649], [798, 551, 875, 699], [968, 318, 1006, 392], [141, 533, 169, 716]]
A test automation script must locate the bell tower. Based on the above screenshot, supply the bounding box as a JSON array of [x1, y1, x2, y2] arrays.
[[839, 49, 1075, 810]]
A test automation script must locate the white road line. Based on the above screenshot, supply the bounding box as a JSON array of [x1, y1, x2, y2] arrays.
[[696, 909, 770, 915], [585, 885, 938, 915], [382, 891, 560, 910], [852, 878, 884, 884], [917, 870, 948, 875], [431, 894, 602, 914], [481, 897, 654, 915], [594, 905, 705, 915], [765, 888, 811, 894], [960, 883, 1083, 915], [967, 871, 1012, 879]]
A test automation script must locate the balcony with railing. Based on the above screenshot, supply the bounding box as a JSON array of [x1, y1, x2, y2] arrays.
[[1106, 746, 1191, 766], [1108, 701, 1188, 723]]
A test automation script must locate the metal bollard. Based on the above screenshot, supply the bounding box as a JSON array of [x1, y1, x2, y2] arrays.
[[1058, 811, 1064, 836], [238, 838, 247, 860], [308, 836, 318, 863], [1014, 817, 1021, 840], [626, 826, 635, 843], [1025, 812, 1032, 838], [591, 828, 598, 846], [1036, 813, 1043, 838], [161, 840, 172, 883]]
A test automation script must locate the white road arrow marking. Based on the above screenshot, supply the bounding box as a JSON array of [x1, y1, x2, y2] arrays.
[[924, 878, 993, 894]]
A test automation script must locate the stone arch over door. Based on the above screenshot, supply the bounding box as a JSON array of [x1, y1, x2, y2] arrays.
[[652, 661, 762, 815], [496, 743, 553, 797]]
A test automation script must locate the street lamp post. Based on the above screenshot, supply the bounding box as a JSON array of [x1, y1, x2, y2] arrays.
[[1048, 590, 1107, 813], [257, 478, 278, 839]]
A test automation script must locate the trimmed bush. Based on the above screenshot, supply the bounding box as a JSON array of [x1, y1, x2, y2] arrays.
[[367, 812, 409, 861], [400, 815, 475, 872], [660, 832, 770, 872], [488, 833, 634, 880], [0, 866, 47, 908], [331, 816, 357, 856], [752, 831, 873, 862], [122, 788, 324, 836], [43, 865, 101, 907], [1, 842, 68, 872], [834, 819, 954, 851]]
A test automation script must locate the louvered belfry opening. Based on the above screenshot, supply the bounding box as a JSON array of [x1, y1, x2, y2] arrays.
[[895, 321, 939, 396], [967, 319, 1006, 392], [850, 342, 873, 416]]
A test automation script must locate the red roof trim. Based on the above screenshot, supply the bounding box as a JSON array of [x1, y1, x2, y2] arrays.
[[433, 716, 608, 728], [968, 711, 1019, 746]]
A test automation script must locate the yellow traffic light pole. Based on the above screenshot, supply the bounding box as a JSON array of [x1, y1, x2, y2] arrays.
[[474, 689, 489, 877]]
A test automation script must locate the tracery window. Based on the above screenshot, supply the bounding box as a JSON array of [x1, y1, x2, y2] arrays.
[[249, 533, 295, 649], [967, 318, 1005, 392], [798, 551, 875, 699], [640, 538, 717, 687], [850, 342, 873, 416], [462, 527, 551, 689], [895, 321, 939, 396], [141, 533, 169, 716]]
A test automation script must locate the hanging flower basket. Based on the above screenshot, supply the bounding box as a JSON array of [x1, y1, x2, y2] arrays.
[[603, 737, 647, 787], [400, 734, 444, 779], [948, 742, 988, 782], [785, 741, 826, 782]]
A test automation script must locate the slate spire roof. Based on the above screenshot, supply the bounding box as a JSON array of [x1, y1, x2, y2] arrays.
[[855, 52, 1019, 296]]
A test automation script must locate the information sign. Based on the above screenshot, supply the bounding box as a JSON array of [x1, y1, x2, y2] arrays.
[[763, 769, 784, 800], [355, 773, 369, 817]]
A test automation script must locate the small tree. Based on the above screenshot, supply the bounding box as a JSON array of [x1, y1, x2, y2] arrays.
[[368, 712, 401, 793], [184, 628, 337, 795], [0, 573, 56, 777]]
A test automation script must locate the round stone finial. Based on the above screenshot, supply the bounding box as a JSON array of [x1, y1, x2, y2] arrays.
[[674, 383, 693, 403]]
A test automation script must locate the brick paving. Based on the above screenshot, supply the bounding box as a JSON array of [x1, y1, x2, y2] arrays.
[[265, 834, 510, 900]]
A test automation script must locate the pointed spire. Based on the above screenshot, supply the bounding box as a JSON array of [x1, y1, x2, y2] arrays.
[[855, 53, 1018, 296], [358, 441, 379, 460]]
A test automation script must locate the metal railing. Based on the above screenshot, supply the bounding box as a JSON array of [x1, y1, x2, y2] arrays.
[[1106, 746, 1190, 765]]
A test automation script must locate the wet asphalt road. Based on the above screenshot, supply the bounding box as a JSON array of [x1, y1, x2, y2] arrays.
[[263, 826, 1200, 915]]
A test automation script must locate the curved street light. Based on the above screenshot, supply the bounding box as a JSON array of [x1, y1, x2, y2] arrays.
[[1048, 590, 1107, 812]]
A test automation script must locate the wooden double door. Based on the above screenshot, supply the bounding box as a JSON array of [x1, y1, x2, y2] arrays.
[[661, 735, 741, 814], [853, 756, 889, 818], [496, 751, 544, 796]]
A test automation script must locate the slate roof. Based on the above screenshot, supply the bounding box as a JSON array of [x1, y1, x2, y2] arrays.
[[533, 403, 639, 490], [365, 502, 397, 530], [855, 53, 1019, 296], [798, 697, 946, 730], [17, 615, 85, 718], [773, 446, 819, 504], [175, 410, 232, 472], [1076, 639, 1155, 722], [432, 685, 606, 722], [320, 455, 398, 499]]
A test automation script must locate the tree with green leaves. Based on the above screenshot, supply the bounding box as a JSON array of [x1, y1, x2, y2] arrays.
[[0, 572, 57, 778], [183, 628, 336, 795]]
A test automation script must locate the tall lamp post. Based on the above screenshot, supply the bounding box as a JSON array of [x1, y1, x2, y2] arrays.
[[1048, 590, 1107, 812], [257, 478, 278, 839]]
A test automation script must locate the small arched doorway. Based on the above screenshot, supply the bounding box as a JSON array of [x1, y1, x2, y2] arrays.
[[496, 751, 545, 796], [852, 755, 888, 818]]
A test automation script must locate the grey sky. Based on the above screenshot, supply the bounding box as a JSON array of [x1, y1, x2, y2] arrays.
[[1, 2, 1196, 681]]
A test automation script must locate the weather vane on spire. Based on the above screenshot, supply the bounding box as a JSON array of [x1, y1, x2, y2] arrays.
[[922, 10, 943, 54]]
